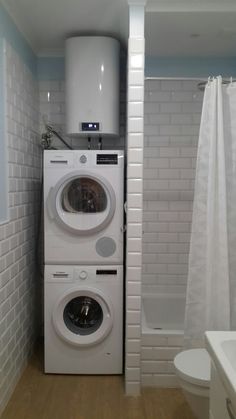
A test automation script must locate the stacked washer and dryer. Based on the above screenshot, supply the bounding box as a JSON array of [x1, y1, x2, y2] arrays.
[[44, 37, 124, 374]]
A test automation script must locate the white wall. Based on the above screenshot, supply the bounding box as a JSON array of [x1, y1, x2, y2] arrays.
[[141, 332, 183, 387], [143, 79, 203, 295], [0, 41, 41, 414], [140, 79, 203, 388]]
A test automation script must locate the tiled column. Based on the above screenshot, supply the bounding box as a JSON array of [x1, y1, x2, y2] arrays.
[[125, 0, 146, 395]]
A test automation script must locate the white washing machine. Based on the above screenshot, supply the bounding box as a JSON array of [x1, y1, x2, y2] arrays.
[[44, 150, 124, 265], [44, 265, 123, 374]]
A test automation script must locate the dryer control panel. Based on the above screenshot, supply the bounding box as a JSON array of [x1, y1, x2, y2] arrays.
[[44, 150, 124, 170], [96, 154, 118, 165]]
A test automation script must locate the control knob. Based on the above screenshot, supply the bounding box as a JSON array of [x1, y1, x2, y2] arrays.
[[80, 155, 87, 164], [79, 270, 88, 280]]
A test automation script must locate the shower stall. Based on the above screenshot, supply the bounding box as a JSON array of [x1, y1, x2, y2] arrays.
[[141, 77, 204, 387]]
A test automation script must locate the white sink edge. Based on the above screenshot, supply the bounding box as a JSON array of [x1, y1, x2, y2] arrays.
[[205, 331, 236, 405]]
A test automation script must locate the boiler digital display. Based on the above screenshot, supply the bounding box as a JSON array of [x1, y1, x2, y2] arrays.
[[81, 122, 100, 131]]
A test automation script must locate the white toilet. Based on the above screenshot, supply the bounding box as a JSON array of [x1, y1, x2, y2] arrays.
[[174, 348, 210, 419]]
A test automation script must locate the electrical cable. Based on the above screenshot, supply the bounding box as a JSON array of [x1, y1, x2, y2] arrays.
[[41, 123, 73, 150], [99, 137, 102, 150], [51, 128, 73, 150], [88, 137, 91, 150]]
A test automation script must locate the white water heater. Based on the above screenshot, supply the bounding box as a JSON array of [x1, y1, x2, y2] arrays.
[[65, 36, 120, 137]]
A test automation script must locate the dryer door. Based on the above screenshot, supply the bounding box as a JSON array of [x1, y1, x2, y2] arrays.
[[47, 171, 116, 235], [52, 287, 113, 346]]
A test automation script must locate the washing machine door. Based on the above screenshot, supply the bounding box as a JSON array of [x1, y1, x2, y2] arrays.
[[47, 171, 116, 235], [52, 287, 113, 346]]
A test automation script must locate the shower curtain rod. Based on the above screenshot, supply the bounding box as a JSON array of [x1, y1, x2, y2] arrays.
[[145, 76, 236, 91], [145, 76, 236, 81], [145, 77, 207, 81]]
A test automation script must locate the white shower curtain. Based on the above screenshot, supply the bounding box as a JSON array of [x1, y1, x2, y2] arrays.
[[184, 76, 236, 347]]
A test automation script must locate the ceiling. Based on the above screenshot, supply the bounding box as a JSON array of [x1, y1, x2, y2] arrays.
[[2, 0, 236, 57], [1, 0, 129, 55], [145, 11, 236, 57]]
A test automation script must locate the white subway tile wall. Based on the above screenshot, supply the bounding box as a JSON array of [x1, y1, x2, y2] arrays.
[[143, 79, 203, 295], [141, 79, 203, 387], [0, 42, 41, 413], [141, 332, 183, 387], [39, 54, 126, 150]]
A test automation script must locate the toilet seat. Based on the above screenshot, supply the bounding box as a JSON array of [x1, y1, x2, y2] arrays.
[[174, 348, 210, 387]]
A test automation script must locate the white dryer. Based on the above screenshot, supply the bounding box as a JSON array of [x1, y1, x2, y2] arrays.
[[44, 265, 123, 374], [44, 150, 124, 265]]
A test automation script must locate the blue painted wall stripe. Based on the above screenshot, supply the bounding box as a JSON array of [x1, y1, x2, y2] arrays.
[[36, 55, 236, 82], [37, 57, 65, 80], [0, 4, 37, 75], [145, 56, 236, 78]]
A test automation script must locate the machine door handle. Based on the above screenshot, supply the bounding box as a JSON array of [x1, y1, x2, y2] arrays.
[[226, 398, 236, 419], [53, 273, 69, 278], [47, 187, 55, 220]]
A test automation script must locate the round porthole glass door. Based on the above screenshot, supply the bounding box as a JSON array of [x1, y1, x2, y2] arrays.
[[63, 296, 103, 335], [48, 172, 116, 235], [61, 178, 107, 214], [52, 288, 113, 347]]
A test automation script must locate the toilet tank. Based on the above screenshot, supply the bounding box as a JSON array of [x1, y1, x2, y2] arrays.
[[65, 36, 120, 137]]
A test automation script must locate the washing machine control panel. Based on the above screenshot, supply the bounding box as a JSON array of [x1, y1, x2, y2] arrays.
[[73, 268, 119, 282], [78, 270, 88, 280]]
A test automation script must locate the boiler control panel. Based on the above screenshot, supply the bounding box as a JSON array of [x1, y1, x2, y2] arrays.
[[81, 122, 100, 131]]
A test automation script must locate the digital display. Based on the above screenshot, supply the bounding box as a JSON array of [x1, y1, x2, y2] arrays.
[[97, 154, 118, 165], [96, 270, 117, 275], [81, 122, 100, 131]]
